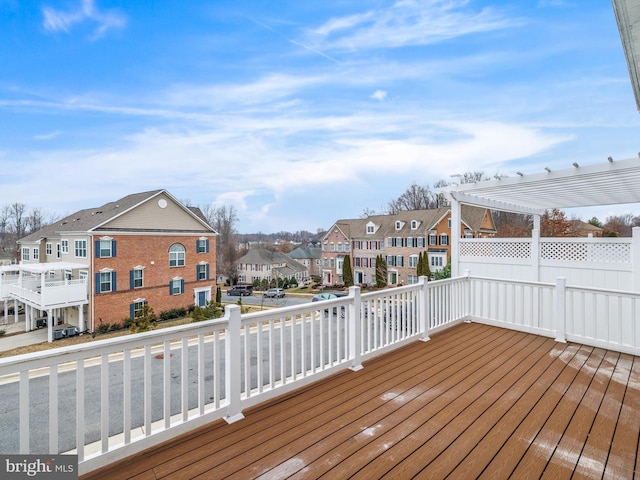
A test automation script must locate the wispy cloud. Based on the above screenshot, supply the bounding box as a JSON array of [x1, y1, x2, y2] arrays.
[[307, 0, 522, 51], [34, 130, 62, 140], [42, 0, 126, 40]]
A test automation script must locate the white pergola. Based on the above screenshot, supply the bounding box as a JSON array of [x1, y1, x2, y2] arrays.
[[445, 156, 640, 276]]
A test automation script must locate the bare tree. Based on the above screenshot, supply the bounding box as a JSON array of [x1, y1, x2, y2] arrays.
[[202, 204, 240, 282], [387, 184, 436, 214], [9, 203, 27, 240]]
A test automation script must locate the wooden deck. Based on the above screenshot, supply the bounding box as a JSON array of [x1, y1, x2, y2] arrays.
[[81, 322, 640, 479]]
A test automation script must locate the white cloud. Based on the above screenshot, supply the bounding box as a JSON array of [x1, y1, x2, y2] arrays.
[[42, 0, 126, 40], [307, 0, 522, 51], [371, 90, 388, 101]]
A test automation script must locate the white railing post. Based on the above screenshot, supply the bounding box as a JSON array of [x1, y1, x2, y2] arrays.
[[531, 226, 540, 282], [419, 276, 430, 341], [348, 286, 363, 371], [633, 227, 640, 293], [225, 305, 245, 424], [555, 277, 566, 343], [464, 269, 472, 321]]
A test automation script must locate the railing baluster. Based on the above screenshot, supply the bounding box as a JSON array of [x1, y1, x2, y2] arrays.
[[181, 337, 188, 422], [101, 353, 109, 453], [19, 370, 29, 454], [76, 359, 85, 462]]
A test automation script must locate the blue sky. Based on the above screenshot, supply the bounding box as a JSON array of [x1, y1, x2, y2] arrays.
[[1, 0, 639, 233]]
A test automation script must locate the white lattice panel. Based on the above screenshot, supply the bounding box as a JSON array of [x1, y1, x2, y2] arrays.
[[460, 241, 531, 259], [541, 241, 631, 263]]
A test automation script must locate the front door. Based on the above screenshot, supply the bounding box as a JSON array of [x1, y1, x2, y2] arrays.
[[197, 290, 207, 307]]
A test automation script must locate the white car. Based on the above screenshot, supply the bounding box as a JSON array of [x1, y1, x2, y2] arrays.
[[264, 288, 285, 298]]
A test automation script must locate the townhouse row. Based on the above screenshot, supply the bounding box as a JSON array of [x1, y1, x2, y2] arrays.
[[3, 190, 217, 340], [320, 205, 496, 286]]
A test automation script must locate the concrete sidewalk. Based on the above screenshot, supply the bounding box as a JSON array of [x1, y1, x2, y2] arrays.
[[0, 318, 49, 353]]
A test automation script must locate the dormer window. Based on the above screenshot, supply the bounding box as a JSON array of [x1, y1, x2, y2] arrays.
[[366, 221, 376, 234], [411, 220, 419, 230]]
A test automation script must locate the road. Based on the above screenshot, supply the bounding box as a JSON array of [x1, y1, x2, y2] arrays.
[[221, 292, 313, 309]]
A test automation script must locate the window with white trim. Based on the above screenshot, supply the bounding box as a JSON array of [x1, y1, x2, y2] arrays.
[[428, 233, 437, 245], [197, 238, 208, 253], [169, 243, 185, 267], [98, 271, 114, 293], [46, 243, 52, 256], [22, 247, 29, 261], [133, 300, 146, 318], [99, 239, 113, 258], [33, 248, 39, 260], [197, 263, 208, 280], [409, 254, 419, 268], [74, 240, 87, 258], [61, 239, 69, 254], [411, 220, 419, 230], [440, 234, 449, 246], [171, 278, 184, 295], [132, 268, 143, 289]]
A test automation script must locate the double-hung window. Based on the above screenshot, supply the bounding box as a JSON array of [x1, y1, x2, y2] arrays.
[[170, 278, 184, 295], [22, 248, 29, 261], [130, 268, 143, 289], [75, 240, 87, 258], [197, 238, 209, 253], [96, 270, 116, 293], [197, 263, 209, 280], [61, 240, 69, 254]]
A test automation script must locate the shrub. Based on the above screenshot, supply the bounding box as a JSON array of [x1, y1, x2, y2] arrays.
[[97, 318, 110, 334], [130, 305, 157, 333], [158, 307, 187, 321], [0, 330, 5, 337], [109, 322, 121, 332]]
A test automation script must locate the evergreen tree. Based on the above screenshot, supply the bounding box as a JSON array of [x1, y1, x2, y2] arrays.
[[425, 252, 432, 279], [375, 254, 387, 288], [343, 255, 354, 287], [416, 251, 424, 277], [215, 285, 222, 306]]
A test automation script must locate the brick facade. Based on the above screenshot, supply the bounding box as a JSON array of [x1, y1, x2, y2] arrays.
[[93, 234, 216, 327]]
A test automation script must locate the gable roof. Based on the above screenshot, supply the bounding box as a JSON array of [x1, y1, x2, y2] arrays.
[[324, 205, 493, 240], [18, 190, 216, 243], [288, 246, 322, 260], [237, 248, 306, 272]]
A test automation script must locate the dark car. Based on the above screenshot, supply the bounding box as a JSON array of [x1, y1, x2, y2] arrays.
[[263, 288, 285, 298], [227, 285, 253, 296]]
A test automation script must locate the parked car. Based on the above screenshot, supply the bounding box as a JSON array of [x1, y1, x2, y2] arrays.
[[264, 288, 285, 298], [227, 285, 253, 296], [312, 292, 347, 302]]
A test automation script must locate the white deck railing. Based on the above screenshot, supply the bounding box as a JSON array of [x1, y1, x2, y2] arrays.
[[7, 279, 88, 309], [0, 273, 638, 476]]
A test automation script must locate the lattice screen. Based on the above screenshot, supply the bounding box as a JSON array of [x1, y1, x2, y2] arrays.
[[460, 241, 531, 259], [541, 241, 631, 263]]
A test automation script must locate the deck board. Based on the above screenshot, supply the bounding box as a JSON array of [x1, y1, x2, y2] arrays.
[[80, 323, 640, 480]]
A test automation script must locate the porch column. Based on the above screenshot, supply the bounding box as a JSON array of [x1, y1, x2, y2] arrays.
[[48, 309, 54, 343], [13, 299, 19, 324], [531, 215, 541, 282], [78, 305, 84, 333], [450, 198, 461, 278]]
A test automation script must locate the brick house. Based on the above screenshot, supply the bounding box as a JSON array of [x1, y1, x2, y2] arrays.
[[11, 190, 217, 339], [320, 205, 495, 286]]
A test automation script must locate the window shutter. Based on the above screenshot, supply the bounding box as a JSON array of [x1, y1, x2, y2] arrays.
[[206, 264, 210, 279], [169, 281, 173, 295], [111, 272, 117, 292], [130, 304, 135, 319], [196, 239, 200, 252], [181, 279, 185, 293], [112, 240, 117, 257], [95, 241, 101, 258], [205, 239, 210, 253], [95, 273, 101, 293], [130, 270, 134, 289], [196, 265, 199, 280]]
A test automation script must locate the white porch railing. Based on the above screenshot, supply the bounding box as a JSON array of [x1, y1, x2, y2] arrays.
[[0, 273, 638, 476], [7, 279, 88, 309]]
